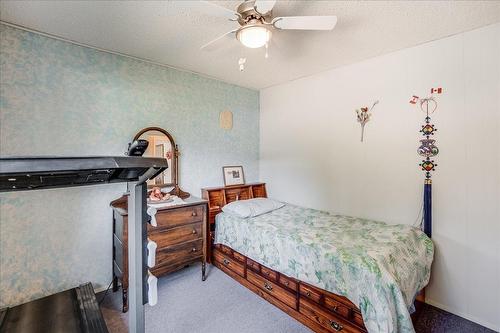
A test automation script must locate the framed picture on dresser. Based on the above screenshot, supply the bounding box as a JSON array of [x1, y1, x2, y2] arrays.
[[223, 165, 245, 186]]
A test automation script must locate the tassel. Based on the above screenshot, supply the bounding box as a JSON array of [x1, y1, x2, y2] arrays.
[[423, 179, 432, 237]]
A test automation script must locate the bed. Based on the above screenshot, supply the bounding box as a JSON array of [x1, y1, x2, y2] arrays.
[[202, 183, 433, 333]]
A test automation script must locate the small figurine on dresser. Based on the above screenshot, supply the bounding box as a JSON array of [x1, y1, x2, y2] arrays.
[[148, 186, 172, 203]]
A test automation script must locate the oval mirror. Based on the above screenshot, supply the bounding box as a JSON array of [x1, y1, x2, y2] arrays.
[[133, 127, 175, 188]]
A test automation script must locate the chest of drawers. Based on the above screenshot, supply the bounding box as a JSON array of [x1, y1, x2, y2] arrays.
[[110, 195, 208, 312]]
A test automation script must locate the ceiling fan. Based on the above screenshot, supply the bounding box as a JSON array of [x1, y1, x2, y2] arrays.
[[199, 0, 338, 51]]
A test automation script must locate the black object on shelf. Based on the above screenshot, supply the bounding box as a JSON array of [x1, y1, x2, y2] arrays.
[[127, 140, 149, 157]]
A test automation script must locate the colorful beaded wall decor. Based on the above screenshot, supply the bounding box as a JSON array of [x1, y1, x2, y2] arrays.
[[409, 87, 442, 237], [410, 88, 441, 179]]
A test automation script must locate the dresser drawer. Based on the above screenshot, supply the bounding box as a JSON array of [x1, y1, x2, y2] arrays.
[[246, 258, 260, 273], [247, 270, 296, 309], [232, 251, 246, 263], [260, 266, 278, 282], [149, 222, 202, 248], [300, 299, 366, 333], [278, 274, 298, 292], [325, 291, 355, 308], [220, 244, 233, 256], [149, 205, 204, 230], [300, 283, 322, 304], [213, 249, 245, 277], [352, 311, 366, 330], [155, 239, 203, 267], [324, 295, 351, 320]]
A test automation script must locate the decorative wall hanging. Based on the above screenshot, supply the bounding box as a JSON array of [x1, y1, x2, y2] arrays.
[[355, 100, 379, 142], [220, 110, 233, 130], [409, 87, 442, 237]]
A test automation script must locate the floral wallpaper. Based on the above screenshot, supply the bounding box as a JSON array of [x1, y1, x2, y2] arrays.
[[0, 24, 259, 307]]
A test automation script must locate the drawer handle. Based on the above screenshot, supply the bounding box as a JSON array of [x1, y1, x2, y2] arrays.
[[192, 211, 197, 217], [329, 320, 343, 331], [284, 281, 289, 286], [191, 248, 197, 252], [265, 271, 270, 276], [223, 258, 230, 265], [306, 291, 311, 297], [331, 305, 338, 312], [192, 229, 197, 234], [264, 283, 273, 291]]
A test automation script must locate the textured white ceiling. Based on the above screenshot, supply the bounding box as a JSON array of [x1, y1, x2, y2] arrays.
[[1, 1, 499, 90]]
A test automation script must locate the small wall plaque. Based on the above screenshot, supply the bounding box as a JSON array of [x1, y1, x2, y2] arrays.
[[220, 111, 233, 130]]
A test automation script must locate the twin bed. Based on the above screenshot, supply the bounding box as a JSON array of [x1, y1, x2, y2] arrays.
[[203, 183, 433, 333]]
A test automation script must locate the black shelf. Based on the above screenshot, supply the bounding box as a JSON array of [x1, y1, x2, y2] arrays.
[[0, 156, 168, 192], [0, 283, 108, 333]]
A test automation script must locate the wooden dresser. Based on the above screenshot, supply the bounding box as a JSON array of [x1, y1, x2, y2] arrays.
[[110, 195, 208, 312]]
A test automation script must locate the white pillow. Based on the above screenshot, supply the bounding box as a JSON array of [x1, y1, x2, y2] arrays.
[[222, 198, 285, 218]]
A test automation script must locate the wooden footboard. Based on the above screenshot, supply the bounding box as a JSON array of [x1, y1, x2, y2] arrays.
[[213, 243, 425, 333]]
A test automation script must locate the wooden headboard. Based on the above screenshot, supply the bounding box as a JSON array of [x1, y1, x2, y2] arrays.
[[201, 183, 267, 226]]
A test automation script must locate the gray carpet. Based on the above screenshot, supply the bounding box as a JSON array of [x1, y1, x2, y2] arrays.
[[100, 263, 310, 333], [99, 263, 497, 333]]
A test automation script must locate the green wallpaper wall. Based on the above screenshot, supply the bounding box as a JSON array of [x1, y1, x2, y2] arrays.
[[0, 24, 259, 306]]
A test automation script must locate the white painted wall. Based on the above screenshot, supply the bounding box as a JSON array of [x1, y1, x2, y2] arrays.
[[260, 23, 500, 330]]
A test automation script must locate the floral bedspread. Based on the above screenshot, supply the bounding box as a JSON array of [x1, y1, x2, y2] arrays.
[[214, 204, 434, 333]]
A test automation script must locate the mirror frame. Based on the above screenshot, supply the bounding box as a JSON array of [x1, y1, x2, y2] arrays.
[[133, 127, 189, 198], [134, 127, 176, 187]]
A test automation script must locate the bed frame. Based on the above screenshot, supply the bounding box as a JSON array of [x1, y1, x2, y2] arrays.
[[202, 183, 425, 333]]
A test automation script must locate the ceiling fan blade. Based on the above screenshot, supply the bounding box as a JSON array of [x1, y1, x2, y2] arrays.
[[200, 30, 237, 51], [197, 1, 240, 21], [254, 0, 276, 15], [273, 16, 338, 30]]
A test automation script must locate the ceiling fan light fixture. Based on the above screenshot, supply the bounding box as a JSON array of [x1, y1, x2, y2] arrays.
[[236, 25, 271, 48]]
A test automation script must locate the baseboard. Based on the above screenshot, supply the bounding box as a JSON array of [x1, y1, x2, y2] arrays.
[[425, 298, 499, 332]]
